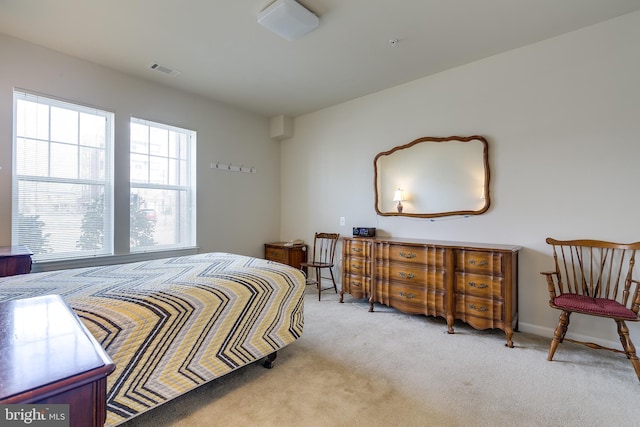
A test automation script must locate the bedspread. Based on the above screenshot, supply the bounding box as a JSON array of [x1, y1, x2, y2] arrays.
[[0, 252, 305, 426]]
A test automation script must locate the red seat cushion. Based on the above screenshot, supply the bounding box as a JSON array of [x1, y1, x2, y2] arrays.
[[554, 294, 638, 320]]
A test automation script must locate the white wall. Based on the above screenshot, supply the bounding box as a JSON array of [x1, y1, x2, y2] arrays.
[[0, 33, 282, 260], [280, 11, 640, 345]]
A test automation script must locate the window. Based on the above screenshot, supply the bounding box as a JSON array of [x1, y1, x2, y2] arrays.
[[129, 117, 196, 251], [12, 91, 114, 261]]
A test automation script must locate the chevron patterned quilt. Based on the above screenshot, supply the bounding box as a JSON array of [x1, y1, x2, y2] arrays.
[[0, 252, 305, 426]]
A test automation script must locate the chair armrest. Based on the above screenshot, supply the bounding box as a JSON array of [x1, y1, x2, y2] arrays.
[[540, 271, 559, 300]]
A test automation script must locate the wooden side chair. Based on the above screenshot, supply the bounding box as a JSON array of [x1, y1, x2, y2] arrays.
[[300, 232, 340, 301], [541, 238, 640, 382]]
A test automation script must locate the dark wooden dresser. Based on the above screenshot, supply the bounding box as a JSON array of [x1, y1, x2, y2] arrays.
[[0, 295, 115, 427], [0, 245, 33, 277]]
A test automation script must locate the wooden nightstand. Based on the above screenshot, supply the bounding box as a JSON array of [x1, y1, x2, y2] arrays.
[[0, 245, 33, 277], [264, 242, 307, 272], [0, 295, 115, 427]]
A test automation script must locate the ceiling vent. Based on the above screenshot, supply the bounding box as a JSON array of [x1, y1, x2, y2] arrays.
[[149, 63, 181, 77], [258, 0, 319, 41]]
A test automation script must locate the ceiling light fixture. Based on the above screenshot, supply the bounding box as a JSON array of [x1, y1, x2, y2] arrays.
[[258, 0, 319, 41]]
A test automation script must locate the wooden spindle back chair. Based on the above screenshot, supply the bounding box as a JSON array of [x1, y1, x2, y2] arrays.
[[541, 238, 640, 382], [300, 233, 340, 301]]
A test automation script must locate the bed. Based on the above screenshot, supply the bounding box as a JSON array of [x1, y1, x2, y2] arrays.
[[0, 252, 305, 426]]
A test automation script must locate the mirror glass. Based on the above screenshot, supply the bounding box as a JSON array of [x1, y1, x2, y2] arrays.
[[374, 136, 490, 218]]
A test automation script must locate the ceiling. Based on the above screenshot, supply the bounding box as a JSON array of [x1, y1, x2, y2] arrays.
[[1, 0, 640, 118]]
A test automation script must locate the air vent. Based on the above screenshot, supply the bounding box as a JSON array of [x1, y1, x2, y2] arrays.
[[149, 63, 181, 77]]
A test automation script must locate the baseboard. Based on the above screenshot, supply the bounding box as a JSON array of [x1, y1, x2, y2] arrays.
[[517, 322, 551, 338], [518, 322, 622, 349]]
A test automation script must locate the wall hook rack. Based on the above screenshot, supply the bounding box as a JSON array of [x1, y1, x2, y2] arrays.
[[210, 162, 256, 174]]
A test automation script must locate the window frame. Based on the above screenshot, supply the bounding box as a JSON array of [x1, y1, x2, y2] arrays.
[[12, 90, 115, 262], [129, 117, 197, 252]]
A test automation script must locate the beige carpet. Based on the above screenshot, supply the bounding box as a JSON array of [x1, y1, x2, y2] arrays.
[[121, 287, 640, 427]]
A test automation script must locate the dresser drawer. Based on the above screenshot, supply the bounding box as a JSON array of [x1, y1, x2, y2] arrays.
[[455, 273, 503, 298], [455, 294, 504, 321], [344, 239, 371, 258], [344, 257, 372, 276], [379, 244, 445, 267], [385, 282, 445, 315], [265, 247, 287, 263], [455, 250, 504, 275], [342, 274, 371, 299], [376, 262, 445, 289]]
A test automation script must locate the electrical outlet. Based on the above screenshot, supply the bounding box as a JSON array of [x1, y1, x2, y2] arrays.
[[339, 216, 345, 226]]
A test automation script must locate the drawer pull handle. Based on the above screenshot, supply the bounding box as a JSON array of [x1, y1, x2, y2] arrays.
[[353, 282, 362, 288], [468, 281, 488, 289], [469, 304, 488, 312], [351, 264, 363, 270], [352, 247, 363, 253], [399, 251, 417, 259], [469, 259, 488, 266], [398, 272, 416, 279], [399, 291, 415, 299]]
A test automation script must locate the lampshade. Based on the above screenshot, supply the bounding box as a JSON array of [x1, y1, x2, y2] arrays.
[[258, 0, 319, 41], [393, 189, 405, 202]]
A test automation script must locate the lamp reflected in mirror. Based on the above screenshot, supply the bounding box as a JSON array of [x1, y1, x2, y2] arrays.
[[393, 188, 405, 213]]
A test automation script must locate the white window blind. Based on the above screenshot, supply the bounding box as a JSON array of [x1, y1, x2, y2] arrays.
[[129, 117, 196, 251], [12, 90, 114, 261]]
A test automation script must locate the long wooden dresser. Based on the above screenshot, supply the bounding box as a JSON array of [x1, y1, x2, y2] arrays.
[[341, 236, 521, 347]]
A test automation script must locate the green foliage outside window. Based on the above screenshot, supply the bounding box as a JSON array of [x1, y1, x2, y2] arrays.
[[18, 213, 51, 254], [129, 193, 156, 248], [77, 194, 156, 250]]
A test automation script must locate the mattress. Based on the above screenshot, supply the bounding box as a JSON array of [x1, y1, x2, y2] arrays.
[[0, 252, 305, 426]]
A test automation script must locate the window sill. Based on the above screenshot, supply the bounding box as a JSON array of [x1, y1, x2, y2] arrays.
[[31, 247, 199, 273]]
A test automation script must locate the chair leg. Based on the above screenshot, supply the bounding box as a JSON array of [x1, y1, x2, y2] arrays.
[[316, 267, 322, 301], [548, 310, 571, 361], [616, 320, 640, 382], [329, 267, 338, 293]]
